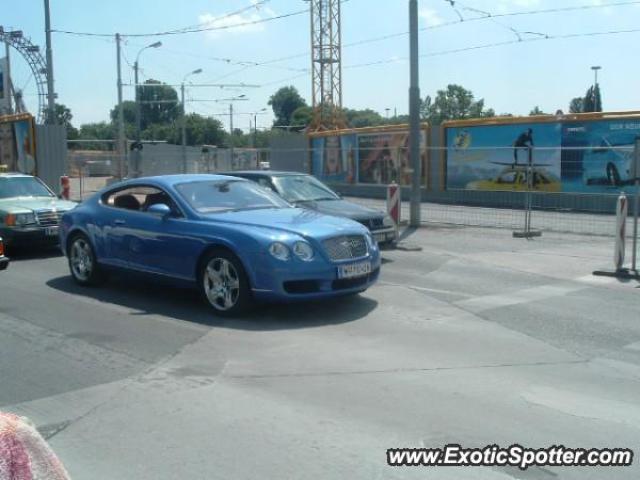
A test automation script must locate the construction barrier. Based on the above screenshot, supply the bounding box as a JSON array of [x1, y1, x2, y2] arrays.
[[60, 176, 70, 200], [387, 181, 400, 228]]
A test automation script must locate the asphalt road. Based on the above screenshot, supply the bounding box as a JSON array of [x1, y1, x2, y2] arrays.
[[1, 227, 639, 479]]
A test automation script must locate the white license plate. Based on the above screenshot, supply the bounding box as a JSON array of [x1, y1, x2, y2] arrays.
[[374, 233, 386, 243], [45, 226, 59, 237], [337, 261, 372, 279]]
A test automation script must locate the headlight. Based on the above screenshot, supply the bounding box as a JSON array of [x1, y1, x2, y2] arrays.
[[269, 242, 290, 261], [383, 215, 395, 227], [6, 213, 37, 227], [292, 241, 314, 261]]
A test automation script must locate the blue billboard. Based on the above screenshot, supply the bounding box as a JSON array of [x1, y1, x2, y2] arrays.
[[446, 122, 562, 192], [561, 119, 640, 193], [312, 134, 357, 184]]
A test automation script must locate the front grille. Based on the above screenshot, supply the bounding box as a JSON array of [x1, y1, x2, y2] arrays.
[[322, 235, 368, 261], [36, 210, 61, 227]]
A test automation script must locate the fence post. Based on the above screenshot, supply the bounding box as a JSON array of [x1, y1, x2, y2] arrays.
[[614, 192, 628, 271]]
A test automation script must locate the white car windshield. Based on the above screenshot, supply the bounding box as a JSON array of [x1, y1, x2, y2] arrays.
[[0, 177, 55, 199], [176, 179, 291, 213], [272, 175, 340, 203]]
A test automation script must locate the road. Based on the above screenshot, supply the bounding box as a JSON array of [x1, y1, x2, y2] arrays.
[[1, 227, 639, 479]]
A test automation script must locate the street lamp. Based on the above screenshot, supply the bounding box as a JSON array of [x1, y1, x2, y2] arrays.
[[591, 65, 602, 87], [133, 40, 162, 177], [181, 68, 203, 173]]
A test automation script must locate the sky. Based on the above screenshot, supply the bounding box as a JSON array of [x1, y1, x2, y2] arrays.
[[3, 0, 640, 130]]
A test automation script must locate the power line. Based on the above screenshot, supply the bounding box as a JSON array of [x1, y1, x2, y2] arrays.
[[343, 27, 640, 70], [51, 8, 306, 38]]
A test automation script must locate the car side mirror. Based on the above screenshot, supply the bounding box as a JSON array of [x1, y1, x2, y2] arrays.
[[147, 203, 172, 218]]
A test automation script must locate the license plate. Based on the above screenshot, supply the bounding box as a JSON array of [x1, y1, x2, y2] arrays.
[[374, 233, 386, 243], [45, 226, 59, 237], [337, 261, 372, 279]]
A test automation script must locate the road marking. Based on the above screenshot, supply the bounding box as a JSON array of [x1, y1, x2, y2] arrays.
[[376, 281, 473, 298], [454, 283, 584, 313]]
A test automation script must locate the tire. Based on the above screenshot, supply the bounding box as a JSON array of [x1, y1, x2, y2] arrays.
[[67, 233, 106, 286], [199, 249, 252, 317]]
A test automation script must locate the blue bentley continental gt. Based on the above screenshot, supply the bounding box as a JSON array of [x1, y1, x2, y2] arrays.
[[60, 175, 380, 316]]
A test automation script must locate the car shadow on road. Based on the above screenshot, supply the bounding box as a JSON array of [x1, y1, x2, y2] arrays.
[[46, 274, 378, 331], [6, 246, 62, 262]]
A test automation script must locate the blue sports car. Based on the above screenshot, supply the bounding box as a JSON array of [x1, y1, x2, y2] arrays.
[[60, 175, 380, 316]]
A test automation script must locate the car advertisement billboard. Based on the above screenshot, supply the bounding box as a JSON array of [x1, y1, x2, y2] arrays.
[[561, 119, 640, 193], [0, 115, 36, 175], [446, 122, 562, 191], [357, 130, 426, 185], [312, 134, 357, 184]]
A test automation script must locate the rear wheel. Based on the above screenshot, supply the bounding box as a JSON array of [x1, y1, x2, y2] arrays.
[[68, 234, 105, 286], [199, 249, 252, 316]]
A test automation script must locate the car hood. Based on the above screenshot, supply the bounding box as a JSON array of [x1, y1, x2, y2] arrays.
[[202, 207, 368, 239], [0, 197, 77, 214], [296, 199, 384, 221]]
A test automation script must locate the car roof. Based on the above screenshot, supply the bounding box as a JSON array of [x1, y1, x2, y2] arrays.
[[223, 171, 309, 177], [0, 172, 34, 178], [114, 174, 249, 189]]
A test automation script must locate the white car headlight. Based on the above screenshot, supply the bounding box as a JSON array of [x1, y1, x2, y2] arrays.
[[15, 213, 37, 226], [292, 241, 314, 261], [383, 214, 395, 227], [269, 242, 290, 261]]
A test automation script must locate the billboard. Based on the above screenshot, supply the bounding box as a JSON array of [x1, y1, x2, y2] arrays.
[[0, 115, 37, 175], [446, 122, 562, 191], [561, 119, 640, 193], [358, 130, 426, 185], [445, 115, 640, 193], [311, 134, 357, 183]]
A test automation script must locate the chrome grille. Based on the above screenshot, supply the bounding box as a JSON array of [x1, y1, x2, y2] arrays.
[[36, 210, 61, 227], [322, 235, 368, 261]]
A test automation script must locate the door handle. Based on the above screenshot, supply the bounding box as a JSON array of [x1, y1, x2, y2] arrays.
[[113, 219, 126, 225]]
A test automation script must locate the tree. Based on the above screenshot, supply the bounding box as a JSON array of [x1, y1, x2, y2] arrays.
[[138, 79, 180, 130], [420, 84, 495, 125], [569, 97, 584, 113], [290, 105, 313, 130], [344, 108, 385, 128], [268, 86, 307, 127], [77, 122, 114, 141], [109, 100, 137, 126], [529, 106, 548, 116], [51, 103, 79, 139], [581, 84, 603, 113]]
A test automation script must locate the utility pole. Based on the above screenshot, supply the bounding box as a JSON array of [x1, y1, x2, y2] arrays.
[[44, 0, 56, 123], [115, 33, 126, 179], [181, 68, 202, 174], [229, 103, 234, 165], [409, 0, 422, 227]]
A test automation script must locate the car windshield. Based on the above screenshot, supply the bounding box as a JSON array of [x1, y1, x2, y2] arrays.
[[0, 177, 54, 199], [176, 179, 291, 213], [272, 175, 340, 203]]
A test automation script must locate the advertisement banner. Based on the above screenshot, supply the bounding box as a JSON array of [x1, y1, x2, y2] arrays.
[[446, 122, 562, 191], [0, 58, 9, 113], [358, 130, 425, 185], [312, 134, 357, 183], [561, 119, 640, 193], [0, 116, 36, 175]]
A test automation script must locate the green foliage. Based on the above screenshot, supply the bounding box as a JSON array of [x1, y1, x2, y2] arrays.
[[343, 108, 385, 128], [420, 84, 495, 125], [582, 84, 603, 113], [529, 106, 548, 116], [569, 97, 584, 113], [268, 86, 307, 127], [290, 105, 313, 130]]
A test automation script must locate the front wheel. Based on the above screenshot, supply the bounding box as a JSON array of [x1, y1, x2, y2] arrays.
[[199, 250, 252, 316], [68, 234, 105, 286]]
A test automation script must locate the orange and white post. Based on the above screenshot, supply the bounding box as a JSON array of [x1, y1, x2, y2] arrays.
[[387, 181, 400, 233]]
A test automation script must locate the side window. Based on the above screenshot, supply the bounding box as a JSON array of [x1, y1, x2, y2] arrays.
[[104, 186, 180, 215], [257, 178, 276, 192]]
